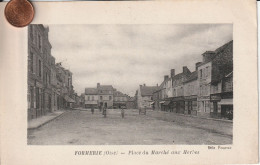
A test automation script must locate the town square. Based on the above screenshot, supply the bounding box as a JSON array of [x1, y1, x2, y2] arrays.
[[27, 24, 233, 145]]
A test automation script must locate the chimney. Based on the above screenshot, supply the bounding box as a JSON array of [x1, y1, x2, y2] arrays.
[[164, 75, 169, 81], [195, 62, 202, 71], [97, 83, 100, 88], [170, 69, 175, 78], [183, 66, 191, 74]]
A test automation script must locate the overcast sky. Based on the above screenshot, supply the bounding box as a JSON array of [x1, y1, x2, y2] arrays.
[[48, 24, 232, 96]]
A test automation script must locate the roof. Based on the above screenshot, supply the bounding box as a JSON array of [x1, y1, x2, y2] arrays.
[[98, 85, 113, 90], [171, 73, 184, 81], [114, 91, 127, 97], [85, 88, 98, 95], [140, 86, 159, 96], [197, 40, 233, 67], [184, 71, 198, 83]]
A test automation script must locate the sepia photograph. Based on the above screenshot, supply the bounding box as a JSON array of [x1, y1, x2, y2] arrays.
[[27, 24, 233, 145]]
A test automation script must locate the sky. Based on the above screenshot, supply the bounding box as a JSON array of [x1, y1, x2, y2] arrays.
[[48, 24, 232, 96]]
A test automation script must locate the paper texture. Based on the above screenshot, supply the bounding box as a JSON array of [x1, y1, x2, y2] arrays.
[[0, 0, 258, 164]]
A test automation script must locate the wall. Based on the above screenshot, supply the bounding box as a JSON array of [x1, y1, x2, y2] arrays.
[[184, 79, 198, 96]]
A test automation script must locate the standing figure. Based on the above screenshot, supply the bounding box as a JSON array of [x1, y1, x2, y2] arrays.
[[103, 104, 107, 118], [91, 106, 94, 114], [121, 105, 125, 118]]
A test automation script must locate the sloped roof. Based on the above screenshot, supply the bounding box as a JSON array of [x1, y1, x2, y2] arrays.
[[85, 88, 98, 95], [140, 86, 159, 96], [171, 73, 184, 81], [184, 71, 198, 83], [114, 91, 127, 97], [99, 85, 113, 90], [197, 40, 233, 67]]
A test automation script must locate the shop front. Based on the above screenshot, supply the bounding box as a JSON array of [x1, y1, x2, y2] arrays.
[[184, 95, 198, 116], [169, 96, 185, 114], [210, 92, 233, 120]]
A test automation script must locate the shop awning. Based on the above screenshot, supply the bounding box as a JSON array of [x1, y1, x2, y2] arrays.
[[163, 101, 171, 106], [64, 96, 75, 103], [159, 101, 165, 104], [219, 99, 233, 105]]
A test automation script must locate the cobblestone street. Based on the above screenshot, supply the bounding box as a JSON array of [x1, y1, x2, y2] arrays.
[[28, 109, 232, 145]]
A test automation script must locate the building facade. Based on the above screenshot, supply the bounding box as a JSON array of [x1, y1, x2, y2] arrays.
[[85, 88, 99, 108], [28, 24, 76, 121], [183, 69, 199, 116], [113, 91, 128, 108], [97, 83, 114, 108], [137, 84, 159, 109]]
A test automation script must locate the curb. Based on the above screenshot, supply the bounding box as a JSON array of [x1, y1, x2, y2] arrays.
[[153, 110, 233, 123], [27, 111, 69, 130]]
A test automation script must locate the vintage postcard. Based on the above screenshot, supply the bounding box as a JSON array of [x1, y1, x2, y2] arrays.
[[0, 0, 258, 164]]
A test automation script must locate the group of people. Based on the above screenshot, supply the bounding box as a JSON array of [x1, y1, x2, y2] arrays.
[[90, 104, 125, 118]]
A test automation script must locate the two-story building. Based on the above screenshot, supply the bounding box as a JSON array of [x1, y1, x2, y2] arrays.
[[113, 91, 128, 108], [137, 84, 159, 109], [97, 83, 114, 108], [85, 88, 99, 108]]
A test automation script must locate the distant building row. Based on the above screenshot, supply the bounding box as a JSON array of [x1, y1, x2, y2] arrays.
[[27, 25, 78, 121], [136, 40, 233, 120], [84, 83, 136, 109]]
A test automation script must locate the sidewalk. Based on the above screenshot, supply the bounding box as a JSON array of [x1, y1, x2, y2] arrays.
[[28, 110, 68, 130], [146, 110, 233, 137]]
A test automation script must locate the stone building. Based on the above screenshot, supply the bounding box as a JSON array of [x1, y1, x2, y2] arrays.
[[97, 83, 114, 108], [28, 24, 58, 120], [183, 64, 200, 115], [168, 66, 191, 114], [28, 24, 77, 121], [84, 88, 99, 108], [137, 84, 159, 109], [113, 91, 128, 108], [197, 40, 233, 118], [28, 25, 46, 120], [55, 63, 75, 109], [209, 41, 233, 119]]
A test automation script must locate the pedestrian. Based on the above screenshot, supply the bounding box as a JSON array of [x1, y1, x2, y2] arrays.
[[120, 105, 125, 118], [103, 104, 107, 118], [91, 106, 94, 114]]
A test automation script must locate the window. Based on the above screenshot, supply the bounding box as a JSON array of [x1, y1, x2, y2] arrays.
[[92, 96, 94, 101], [54, 92, 56, 106], [49, 73, 51, 85], [30, 86, 34, 108], [45, 72, 48, 85], [109, 96, 112, 100], [38, 60, 42, 77], [205, 67, 209, 77], [100, 96, 103, 100], [200, 69, 202, 79], [30, 53, 33, 73], [88, 96, 90, 101], [38, 34, 42, 50]]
